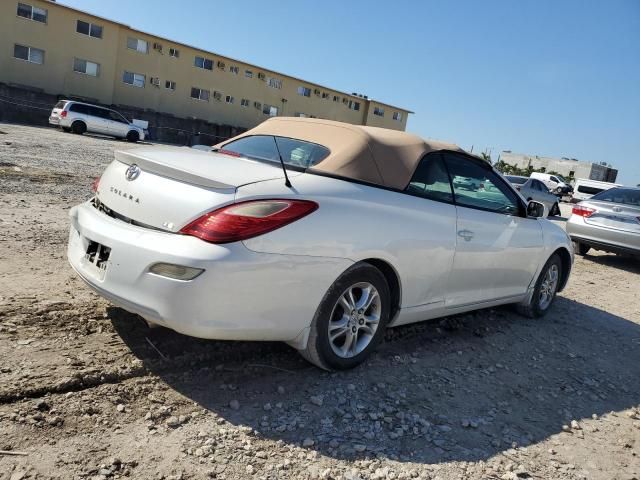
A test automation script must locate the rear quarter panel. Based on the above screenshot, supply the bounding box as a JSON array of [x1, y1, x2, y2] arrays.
[[237, 174, 458, 309]]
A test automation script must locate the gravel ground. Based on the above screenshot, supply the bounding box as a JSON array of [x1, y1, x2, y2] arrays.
[[1, 123, 639, 480]]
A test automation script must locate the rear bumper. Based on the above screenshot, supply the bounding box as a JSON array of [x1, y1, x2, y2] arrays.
[[48, 116, 60, 125], [566, 216, 640, 255], [67, 202, 351, 342]]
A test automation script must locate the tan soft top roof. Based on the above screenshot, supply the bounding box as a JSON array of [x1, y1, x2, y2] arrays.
[[219, 117, 465, 190]]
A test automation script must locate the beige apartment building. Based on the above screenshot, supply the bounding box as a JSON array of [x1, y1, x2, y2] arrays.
[[0, 0, 412, 131]]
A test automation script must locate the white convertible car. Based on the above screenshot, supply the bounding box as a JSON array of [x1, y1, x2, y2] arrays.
[[68, 118, 573, 370]]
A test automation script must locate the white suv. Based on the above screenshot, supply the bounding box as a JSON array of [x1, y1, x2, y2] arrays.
[[49, 100, 145, 142]]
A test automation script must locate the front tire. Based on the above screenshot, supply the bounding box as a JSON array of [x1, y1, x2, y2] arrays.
[[516, 253, 562, 318], [299, 263, 391, 370], [126, 130, 140, 143]]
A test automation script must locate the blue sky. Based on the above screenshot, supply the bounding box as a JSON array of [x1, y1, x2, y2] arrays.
[[63, 0, 640, 185]]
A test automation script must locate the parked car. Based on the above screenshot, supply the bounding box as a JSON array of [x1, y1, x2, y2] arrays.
[[49, 100, 145, 142], [571, 178, 623, 203], [566, 187, 640, 257], [530, 172, 573, 196], [67, 118, 573, 370], [504, 175, 561, 216]]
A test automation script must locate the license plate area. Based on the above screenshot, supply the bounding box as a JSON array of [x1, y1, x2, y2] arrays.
[[82, 239, 111, 280]]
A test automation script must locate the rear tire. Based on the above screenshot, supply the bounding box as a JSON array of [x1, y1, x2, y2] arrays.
[[516, 253, 562, 318], [71, 121, 86, 135], [126, 130, 140, 143], [299, 263, 391, 370], [573, 241, 590, 256]]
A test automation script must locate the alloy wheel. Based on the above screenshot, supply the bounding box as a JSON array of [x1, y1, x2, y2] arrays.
[[328, 282, 381, 358], [538, 264, 559, 310]]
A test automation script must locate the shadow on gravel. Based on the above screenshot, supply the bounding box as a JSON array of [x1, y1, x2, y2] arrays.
[[581, 253, 640, 274], [110, 296, 640, 464]]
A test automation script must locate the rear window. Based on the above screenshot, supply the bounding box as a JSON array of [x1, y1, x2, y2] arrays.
[[221, 135, 330, 168], [505, 176, 527, 185], [577, 185, 605, 195], [591, 188, 640, 206], [54, 101, 67, 109]]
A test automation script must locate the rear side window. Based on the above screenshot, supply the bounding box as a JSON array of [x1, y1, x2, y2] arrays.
[[443, 153, 520, 215], [505, 176, 527, 185], [406, 154, 453, 203], [69, 103, 88, 114], [577, 185, 605, 195], [221, 135, 330, 168]]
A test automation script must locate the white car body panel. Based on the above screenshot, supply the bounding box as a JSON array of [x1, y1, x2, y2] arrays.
[[67, 146, 573, 351]]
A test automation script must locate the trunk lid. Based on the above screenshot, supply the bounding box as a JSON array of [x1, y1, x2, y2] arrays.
[[583, 200, 640, 234], [95, 146, 297, 232]]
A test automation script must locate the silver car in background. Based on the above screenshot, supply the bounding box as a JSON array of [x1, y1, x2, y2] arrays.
[[49, 100, 145, 142], [566, 187, 640, 257], [504, 175, 561, 216]]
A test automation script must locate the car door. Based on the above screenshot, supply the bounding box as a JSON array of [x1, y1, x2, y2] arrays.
[[107, 110, 130, 138], [519, 179, 536, 202], [532, 180, 557, 212], [442, 152, 544, 306], [86, 106, 111, 135]]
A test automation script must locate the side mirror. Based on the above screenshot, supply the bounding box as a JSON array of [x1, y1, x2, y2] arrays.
[[527, 201, 545, 218]]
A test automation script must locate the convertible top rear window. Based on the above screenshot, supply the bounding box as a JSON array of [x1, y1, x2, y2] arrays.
[[221, 135, 330, 169]]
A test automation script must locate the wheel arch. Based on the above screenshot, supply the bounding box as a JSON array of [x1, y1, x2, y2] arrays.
[[359, 258, 402, 321]]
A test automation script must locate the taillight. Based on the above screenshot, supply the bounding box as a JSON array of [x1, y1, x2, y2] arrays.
[[180, 199, 318, 244], [60, 110, 67, 118], [91, 176, 100, 193], [572, 205, 596, 217]]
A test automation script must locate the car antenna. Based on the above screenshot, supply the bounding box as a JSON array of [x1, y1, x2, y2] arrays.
[[272, 137, 292, 188]]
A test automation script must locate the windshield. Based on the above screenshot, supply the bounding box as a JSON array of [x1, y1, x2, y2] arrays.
[[505, 175, 527, 184], [555, 174, 567, 183], [591, 188, 640, 206], [221, 135, 330, 168]]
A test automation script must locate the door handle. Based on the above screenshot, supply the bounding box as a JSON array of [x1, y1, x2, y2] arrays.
[[457, 229, 474, 241]]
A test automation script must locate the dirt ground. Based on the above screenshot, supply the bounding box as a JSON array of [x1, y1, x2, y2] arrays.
[[1, 123, 639, 480]]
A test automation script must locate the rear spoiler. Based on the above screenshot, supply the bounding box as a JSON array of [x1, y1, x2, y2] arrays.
[[115, 150, 234, 190]]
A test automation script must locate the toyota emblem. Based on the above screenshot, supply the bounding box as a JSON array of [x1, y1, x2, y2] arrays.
[[125, 164, 141, 181]]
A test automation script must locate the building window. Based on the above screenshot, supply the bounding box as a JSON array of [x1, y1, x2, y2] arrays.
[[73, 58, 99, 77], [213, 91, 222, 101], [373, 107, 384, 117], [333, 95, 340, 102], [392, 112, 403, 121], [17, 3, 47, 23], [169, 48, 179, 58], [322, 92, 329, 99], [165, 80, 176, 90], [230, 66, 239, 75], [195, 56, 213, 70], [76, 20, 103, 39], [253, 101, 261, 109], [245, 70, 253, 78], [267, 77, 282, 89], [127, 37, 148, 53], [262, 104, 279, 116], [122, 71, 145, 87], [13, 44, 44, 64], [190, 87, 210, 101], [348, 100, 360, 111], [298, 86, 311, 97], [225, 95, 235, 104], [240, 98, 250, 107]]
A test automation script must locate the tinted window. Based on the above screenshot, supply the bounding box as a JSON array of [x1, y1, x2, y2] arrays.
[[505, 175, 527, 185], [591, 188, 640, 206], [69, 103, 88, 114], [76, 20, 90, 35], [444, 153, 520, 215], [88, 106, 109, 119], [406, 154, 453, 203], [222, 135, 330, 168], [54, 101, 66, 109], [550, 176, 559, 183], [577, 185, 605, 195], [108, 111, 128, 123]]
